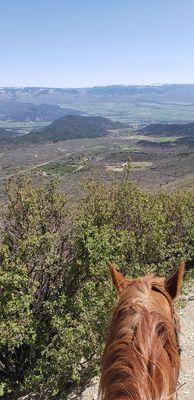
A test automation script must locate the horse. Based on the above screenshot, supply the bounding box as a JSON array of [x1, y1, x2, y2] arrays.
[[99, 262, 185, 400]]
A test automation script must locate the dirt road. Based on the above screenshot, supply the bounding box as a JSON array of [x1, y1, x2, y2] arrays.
[[178, 291, 194, 400]]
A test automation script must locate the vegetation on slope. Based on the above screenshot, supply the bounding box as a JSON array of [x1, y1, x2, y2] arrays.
[[140, 122, 194, 137], [0, 103, 81, 123], [15, 115, 124, 144], [0, 115, 123, 147], [0, 128, 19, 146], [0, 176, 193, 398], [139, 122, 194, 147]]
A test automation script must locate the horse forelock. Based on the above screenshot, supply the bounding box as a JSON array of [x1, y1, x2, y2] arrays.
[[100, 276, 180, 400]]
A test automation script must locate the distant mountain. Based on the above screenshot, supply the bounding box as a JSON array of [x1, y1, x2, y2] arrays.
[[0, 127, 19, 146], [17, 115, 124, 144], [177, 136, 194, 147], [0, 127, 16, 137], [0, 102, 81, 122], [0, 84, 194, 105], [2, 85, 194, 123], [138, 122, 194, 147], [140, 123, 194, 137], [2, 85, 194, 106]]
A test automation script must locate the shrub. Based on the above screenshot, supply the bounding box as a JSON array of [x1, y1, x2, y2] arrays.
[[78, 178, 193, 277], [0, 176, 193, 397], [0, 177, 76, 396]]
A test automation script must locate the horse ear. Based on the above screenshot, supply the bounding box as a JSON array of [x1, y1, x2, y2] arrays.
[[165, 262, 185, 300], [108, 261, 128, 294]]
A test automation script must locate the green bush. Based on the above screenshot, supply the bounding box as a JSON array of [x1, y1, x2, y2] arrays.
[[0, 176, 193, 397], [0, 177, 76, 396], [78, 178, 193, 276]]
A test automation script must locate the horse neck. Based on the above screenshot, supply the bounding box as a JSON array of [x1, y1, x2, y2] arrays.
[[100, 280, 180, 400]]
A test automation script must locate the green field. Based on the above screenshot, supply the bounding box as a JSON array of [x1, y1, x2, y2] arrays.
[[119, 133, 180, 143], [116, 144, 143, 152], [58, 102, 194, 123], [0, 121, 49, 129], [40, 163, 77, 175]]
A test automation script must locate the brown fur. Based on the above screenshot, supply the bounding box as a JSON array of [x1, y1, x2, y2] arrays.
[[100, 274, 182, 400]]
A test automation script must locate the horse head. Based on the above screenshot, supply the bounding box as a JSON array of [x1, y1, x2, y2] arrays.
[[100, 262, 185, 400]]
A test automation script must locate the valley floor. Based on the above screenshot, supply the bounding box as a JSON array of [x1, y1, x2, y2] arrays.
[[0, 129, 194, 200]]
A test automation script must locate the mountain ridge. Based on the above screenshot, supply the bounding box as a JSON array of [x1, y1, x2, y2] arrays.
[[2, 85, 194, 124], [140, 122, 194, 137], [138, 122, 194, 147], [0, 102, 83, 122], [2, 84, 194, 105], [15, 115, 124, 144]]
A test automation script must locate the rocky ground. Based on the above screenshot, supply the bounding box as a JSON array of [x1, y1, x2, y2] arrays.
[[177, 290, 194, 400], [69, 284, 194, 400]]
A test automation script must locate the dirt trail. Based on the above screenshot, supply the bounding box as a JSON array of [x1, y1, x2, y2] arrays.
[[0, 152, 73, 180], [69, 287, 194, 400], [178, 291, 194, 400]]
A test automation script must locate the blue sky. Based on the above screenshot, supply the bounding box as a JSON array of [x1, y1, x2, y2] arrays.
[[1, 0, 194, 87]]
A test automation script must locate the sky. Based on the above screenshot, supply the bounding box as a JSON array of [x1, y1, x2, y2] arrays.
[[1, 0, 194, 87]]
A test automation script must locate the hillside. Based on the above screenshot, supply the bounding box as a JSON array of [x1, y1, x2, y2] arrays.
[[0, 127, 18, 141], [0, 102, 81, 122], [17, 115, 124, 144], [0, 127, 16, 137], [140, 122, 194, 137], [139, 122, 194, 147]]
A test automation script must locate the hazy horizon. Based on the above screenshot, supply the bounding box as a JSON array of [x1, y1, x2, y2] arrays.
[[2, 82, 194, 89]]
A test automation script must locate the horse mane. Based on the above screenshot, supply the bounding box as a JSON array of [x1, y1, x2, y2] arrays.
[[100, 275, 180, 400]]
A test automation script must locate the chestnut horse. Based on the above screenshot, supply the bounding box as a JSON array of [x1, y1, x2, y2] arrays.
[[100, 262, 185, 400]]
